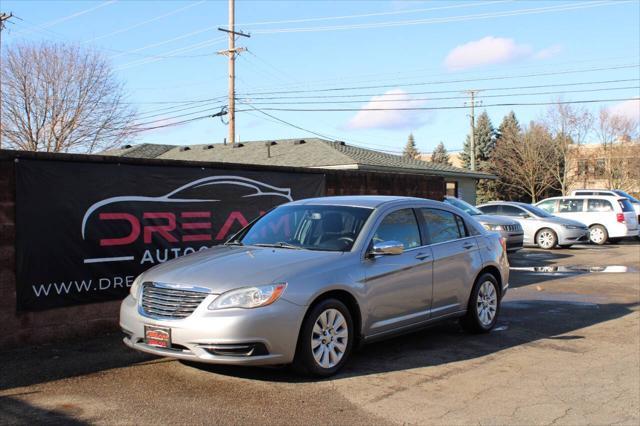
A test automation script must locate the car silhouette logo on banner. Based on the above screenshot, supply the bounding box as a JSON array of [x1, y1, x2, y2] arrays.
[[80, 176, 294, 265]]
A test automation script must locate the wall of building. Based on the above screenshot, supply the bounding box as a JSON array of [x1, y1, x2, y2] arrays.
[[0, 150, 444, 347]]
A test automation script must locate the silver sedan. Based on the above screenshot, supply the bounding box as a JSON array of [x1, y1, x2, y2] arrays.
[[120, 196, 510, 376], [477, 201, 589, 249], [443, 196, 524, 252]]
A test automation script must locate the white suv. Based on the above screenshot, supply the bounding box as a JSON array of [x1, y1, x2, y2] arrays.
[[536, 195, 639, 244]]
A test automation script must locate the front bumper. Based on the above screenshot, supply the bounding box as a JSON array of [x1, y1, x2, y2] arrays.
[[557, 229, 589, 245], [119, 295, 306, 366]]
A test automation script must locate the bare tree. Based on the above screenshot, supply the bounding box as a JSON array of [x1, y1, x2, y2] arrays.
[[592, 108, 640, 190], [493, 122, 556, 203], [1, 42, 136, 153], [544, 102, 593, 195]]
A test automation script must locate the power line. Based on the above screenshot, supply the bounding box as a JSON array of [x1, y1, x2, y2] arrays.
[[237, 64, 639, 95], [235, 0, 511, 27], [14, 1, 117, 36], [235, 97, 640, 112], [85, 1, 205, 43], [252, 1, 630, 34], [240, 85, 640, 105]]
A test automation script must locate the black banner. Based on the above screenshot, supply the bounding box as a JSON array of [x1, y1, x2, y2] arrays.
[[15, 159, 325, 311]]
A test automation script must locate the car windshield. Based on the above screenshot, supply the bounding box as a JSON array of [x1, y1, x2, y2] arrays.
[[444, 197, 482, 215], [236, 205, 373, 252], [520, 204, 554, 218], [613, 190, 640, 204]]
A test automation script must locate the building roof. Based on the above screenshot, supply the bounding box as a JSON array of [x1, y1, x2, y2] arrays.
[[103, 138, 494, 179]]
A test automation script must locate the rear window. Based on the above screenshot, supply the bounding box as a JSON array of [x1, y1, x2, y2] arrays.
[[619, 199, 634, 212], [587, 199, 613, 212]]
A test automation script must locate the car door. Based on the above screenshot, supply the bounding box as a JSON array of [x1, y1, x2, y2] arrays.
[[556, 198, 585, 223], [420, 208, 482, 318], [362, 207, 433, 336], [586, 198, 614, 230], [498, 205, 536, 245]]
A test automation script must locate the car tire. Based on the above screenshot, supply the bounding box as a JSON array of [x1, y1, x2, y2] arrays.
[[589, 225, 608, 245], [536, 228, 557, 250], [460, 273, 501, 334], [292, 298, 354, 377]]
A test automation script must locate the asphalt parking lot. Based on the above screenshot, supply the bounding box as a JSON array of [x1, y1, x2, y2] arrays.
[[1, 242, 639, 425]]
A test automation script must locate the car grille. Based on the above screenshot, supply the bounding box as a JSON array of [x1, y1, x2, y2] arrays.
[[503, 224, 522, 232], [141, 283, 209, 319]]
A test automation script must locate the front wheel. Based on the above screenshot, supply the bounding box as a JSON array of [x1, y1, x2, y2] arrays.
[[589, 225, 608, 245], [461, 273, 501, 333], [536, 228, 557, 249], [293, 299, 354, 377]]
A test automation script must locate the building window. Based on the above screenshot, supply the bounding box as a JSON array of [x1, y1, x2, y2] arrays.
[[445, 181, 458, 197], [577, 160, 588, 175], [595, 159, 605, 177]]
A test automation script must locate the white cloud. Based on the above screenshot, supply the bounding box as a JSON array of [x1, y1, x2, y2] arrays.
[[444, 36, 532, 71], [444, 36, 562, 71], [345, 89, 432, 130], [534, 44, 563, 60], [609, 99, 640, 122]]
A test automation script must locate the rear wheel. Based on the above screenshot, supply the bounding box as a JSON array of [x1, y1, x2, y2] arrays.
[[589, 225, 608, 245], [536, 228, 557, 249], [293, 299, 353, 377], [461, 273, 501, 333]]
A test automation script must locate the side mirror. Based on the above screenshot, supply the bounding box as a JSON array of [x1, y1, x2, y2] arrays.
[[519, 213, 531, 219], [371, 241, 404, 255]]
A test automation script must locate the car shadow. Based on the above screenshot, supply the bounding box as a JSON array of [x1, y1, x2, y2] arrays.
[[0, 396, 89, 425], [181, 299, 638, 383]]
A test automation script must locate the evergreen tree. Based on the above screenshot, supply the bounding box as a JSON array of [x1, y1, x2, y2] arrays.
[[460, 111, 498, 203], [460, 111, 496, 169], [493, 111, 524, 201], [430, 142, 452, 166], [403, 133, 420, 159]]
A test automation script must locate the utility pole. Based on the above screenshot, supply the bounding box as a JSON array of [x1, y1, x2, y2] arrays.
[[217, 0, 249, 146], [0, 12, 15, 150], [464, 90, 482, 171]]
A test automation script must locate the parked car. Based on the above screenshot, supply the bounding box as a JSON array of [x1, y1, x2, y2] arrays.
[[536, 195, 639, 245], [570, 189, 640, 224], [477, 201, 589, 249], [120, 196, 509, 376], [443, 196, 523, 252]]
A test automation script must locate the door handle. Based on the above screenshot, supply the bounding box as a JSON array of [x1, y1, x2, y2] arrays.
[[462, 243, 475, 250], [415, 252, 431, 260]]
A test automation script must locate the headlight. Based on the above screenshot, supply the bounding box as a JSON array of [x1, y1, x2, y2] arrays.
[[208, 283, 287, 310], [483, 224, 504, 231], [563, 225, 582, 229], [130, 275, 142, 300]]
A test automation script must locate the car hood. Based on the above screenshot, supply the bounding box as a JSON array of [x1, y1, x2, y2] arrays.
[[472, 214, 519, 226], [139, 245, 343, 294]]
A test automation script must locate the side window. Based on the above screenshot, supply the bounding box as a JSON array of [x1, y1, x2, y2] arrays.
[[372, 209, 421, 249], [537, 200, 557, 213], [421, 208, 463, 244], [558, 199, 584, 213], [500, 205, 525, 217], [587, 199, 613, 212], [479, 205, 499, 214], [575, 191, 593, 196]]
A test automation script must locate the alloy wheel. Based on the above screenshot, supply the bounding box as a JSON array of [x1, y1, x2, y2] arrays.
[[538, 230, 555, 249], [476, 281, 498, 326], [311, 308, 348, 369], [590, 227, 605, 244]]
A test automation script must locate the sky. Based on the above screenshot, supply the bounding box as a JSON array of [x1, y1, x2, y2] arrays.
[[2, 0, 639, 155]]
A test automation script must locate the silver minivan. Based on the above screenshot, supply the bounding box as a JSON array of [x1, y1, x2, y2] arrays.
[[120, 196, 509, 376], [536, 195, 639, 244]]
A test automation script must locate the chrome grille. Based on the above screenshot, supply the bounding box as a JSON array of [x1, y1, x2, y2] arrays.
[[141, 283, 208, 319], [503, 224, 522, 232]]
